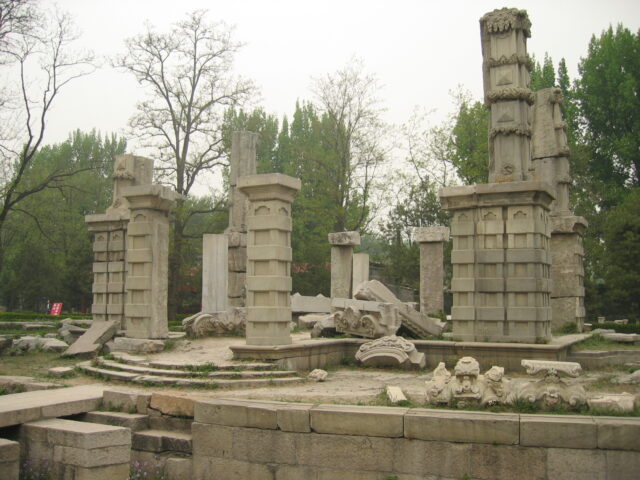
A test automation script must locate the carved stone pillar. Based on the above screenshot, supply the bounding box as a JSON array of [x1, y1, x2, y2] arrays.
[[416, 226, 450, 315], [238, 173, 301, 346], [328, 231, 361, 301], [352, 252, 370, 292], [123, 185, 177, 339], [202, 234, 228, 313]]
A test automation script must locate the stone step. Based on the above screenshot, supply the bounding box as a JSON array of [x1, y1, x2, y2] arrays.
[[148, 360, 278, 371], [81, 410, 150, 432], [97, 358, 296, 379], [77, 363, 140, 381], [132, 374, 305, 389], [132, 429, 192, 454]]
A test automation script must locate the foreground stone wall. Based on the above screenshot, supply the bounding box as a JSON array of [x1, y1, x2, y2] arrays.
[[192, 398, 639, 480]]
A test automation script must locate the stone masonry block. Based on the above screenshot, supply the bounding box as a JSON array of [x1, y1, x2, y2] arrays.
[[53, 444, 130, 468], [192, 422, 233, 458], [277, 403, 312, 432], [72, 463, 130, 480], [595, 417, 640, 451], [103, 389, 151, 414], [605, 450, 640, 480], [0, 438, 19, 462], [194, 399, 278, 429], [328, 231, 361, 246], [82, 411, 149, 432], [520, 415, 596, 449], [22, 419, 130, 450], [404, 409, 519, 445], [230, 427, 296, 465], [150, 392, 195, 417], [391, 438, 471, 478], [469, 443, 547, 480], [547, 448, 606, 480], [310, 405, 406, 437], [415, 226, 450, 243]]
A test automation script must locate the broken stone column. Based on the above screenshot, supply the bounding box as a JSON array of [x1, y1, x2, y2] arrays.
[[352, 252, 370, 291], [85, 155, 153, 325], [226, 131, 258, 307], [123, 185, 177, 339], [328, 231, 361, 300], [202, 234, 228, 313], [416, 226, 449, 315], [531, 88, 587, 331], [439, 8, 553, 343], [238, 173, 301, 345]]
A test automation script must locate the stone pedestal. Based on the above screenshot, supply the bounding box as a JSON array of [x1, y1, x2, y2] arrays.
[[329, 231, 361, 300], [202, 234, 228, 313], [123, 185, 177, 339], [416, 226, 449, 315], [238, 173, 301, 346], [550, 216, 587, 330], [440, 182, 554, 343], [226, 131, 258, 308], [352, 252, 370, 291]]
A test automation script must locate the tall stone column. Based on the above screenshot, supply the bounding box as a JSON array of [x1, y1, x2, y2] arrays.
[[238, 173, 301, 346], [531, 88, 587, 330], [85, 154, 153, 326], [352, 252, 370, 292], [440, 8, 554, 343], [123, 185, 177, 339], [328, 232, 361, 300], [226, 131, 258, 307], [416, 226, 450, 315], [202, 234, 228, 313]]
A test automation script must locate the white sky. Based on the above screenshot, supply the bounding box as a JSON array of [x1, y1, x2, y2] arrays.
[[42, 0, 640, 175]]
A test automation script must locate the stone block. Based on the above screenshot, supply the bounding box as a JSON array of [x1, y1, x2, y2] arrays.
[[604, 450, 640, 480], [52, 444, 130, 467], [103, 389, 151, 414], [202, 234, 228, 313], [415, 226, 450, 243], [191, 422, 232, 457], [386, 386, 407, 404], [48, 366, 75, 377], [310, 405, 407, 437], [111, 337, 164, 353], [469, 443, 546, 480], [520, 414, 596, 449], [72, 463, 130, 480], [82, 411, 149, 432], [150, 392, 195, 417], [547, 447, 606, 480], [277, 403, 313, 432], [595, 417, 640, 451], [291, 293, 331, 313], [404, 409, 519, 445], [63, 320, 118, 357], [230, 426, 296, 465], [166, 456, 192, 480], [0, 438, 19, 462], [391, 438, 471, 477], [132, 430, 192, 454], [588, 393, 636, 413], [23, 418, 130, 450], [228, 271, 246, 298], [328, 231, 361, 246], [194, 399, 278, 429], [193, 456, 274, 480]]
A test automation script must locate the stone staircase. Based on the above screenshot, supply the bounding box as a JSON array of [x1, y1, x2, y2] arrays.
[[76, 351, 304, 389]]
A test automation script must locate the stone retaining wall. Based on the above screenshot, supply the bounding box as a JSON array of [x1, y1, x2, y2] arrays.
[[192, 398, 640, 480]]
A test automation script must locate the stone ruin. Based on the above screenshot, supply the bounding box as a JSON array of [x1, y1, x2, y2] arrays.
[[425, 356, 587, 409], [439, 8, 586, 343], [74, 155, 179, 356]]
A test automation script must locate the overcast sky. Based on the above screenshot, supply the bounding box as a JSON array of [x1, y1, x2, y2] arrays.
[[43, 0, 640, 158]]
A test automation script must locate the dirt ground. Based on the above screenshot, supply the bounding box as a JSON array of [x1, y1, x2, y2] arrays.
[[1, 333, 638, 406]]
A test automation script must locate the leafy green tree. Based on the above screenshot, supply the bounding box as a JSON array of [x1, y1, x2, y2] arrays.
[[530, 53, 556, 91], [449, 96, 489, 185]]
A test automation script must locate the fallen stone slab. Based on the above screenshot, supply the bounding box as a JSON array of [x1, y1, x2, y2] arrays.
[[355, 335, 426, 369], [354, 280, 446, 337], [48, 366, 75, 378], [386, 385, 408, 404], [291, 293, 331, 314], [0, 375, 61, 392], [111, 337, 165, 354], [298, 313, 326, 329], [311, 315, 337, 338], [0, 384, 105, 428], [602, 332, 640, 344], [588, 393, 636, 413], [613, 370, 640, 385], [63, 320, 118, 358]]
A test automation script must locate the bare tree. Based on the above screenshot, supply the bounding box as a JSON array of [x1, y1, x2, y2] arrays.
[[0, 3, 94, 273], [114, 10, 254, 319], [312, 58, 389, 232]]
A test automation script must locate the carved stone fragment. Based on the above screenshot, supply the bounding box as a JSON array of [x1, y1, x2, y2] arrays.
[[355, 335, 425, 369], [332, 299, 401, 338], [516, 359, 586, 407]]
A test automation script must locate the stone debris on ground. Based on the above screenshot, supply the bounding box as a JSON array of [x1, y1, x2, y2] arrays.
[[62, 320, 118, 358], [386, 385, 408, 404], [308, 369, 328, 382], [613, 369, 640, 385], [12, 336, 68, 352], [587, 392, 636, 413]]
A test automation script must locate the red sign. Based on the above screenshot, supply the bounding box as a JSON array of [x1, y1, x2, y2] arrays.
[[50, 303, 63, 316]]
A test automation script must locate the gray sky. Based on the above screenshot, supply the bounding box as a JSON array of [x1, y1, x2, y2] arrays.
[[44, 0, 640, 155]]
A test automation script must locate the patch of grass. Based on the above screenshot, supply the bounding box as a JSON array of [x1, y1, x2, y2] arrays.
[[555, 322, 579, 335], [184, 362, 218, 373], [573, 334, 640, 351], [0, 350, 77, 377]]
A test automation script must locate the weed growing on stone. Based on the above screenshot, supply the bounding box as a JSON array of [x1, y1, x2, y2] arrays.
[[20, 459, 51, 480], [129, 460, 168, 480]]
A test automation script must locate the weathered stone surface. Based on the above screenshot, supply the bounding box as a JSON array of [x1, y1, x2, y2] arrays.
[[352, 252, 370, 293], [353, 280, 446, 337], [58, 324, 87, 345], [310, 315, 337, 338], [520, 414, 596, 448], [63, 321, 118, 357], [308, 369, 328, 382], [13, 336, 68, 353], [297, 313, 326, 329], [103, 388, 151, 414], [82, 411, 149, 431], [132, 429, 192, 454], [385, 386, 407, 404], [48, 366, 74, 377], [355, 335, 425, 369], [332, 298, 401, 338], [195, 399, 278, 429], [587, 393, 636, 413], [328, 231, 361, 246], [111, 337, 164, 353], [417, 228, 448, 315], [595, 417, 640, 451], [291, 293, 331, 314], [613, 369, 640, 385], [21, 418, 130, 450], [183, 308, 246, 337], [150, 392, 195, 417], [517, 359, 586, 408], [310, 404, 407, 437], [0, 438, 19, 480], [202, 234, 228, 313]]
